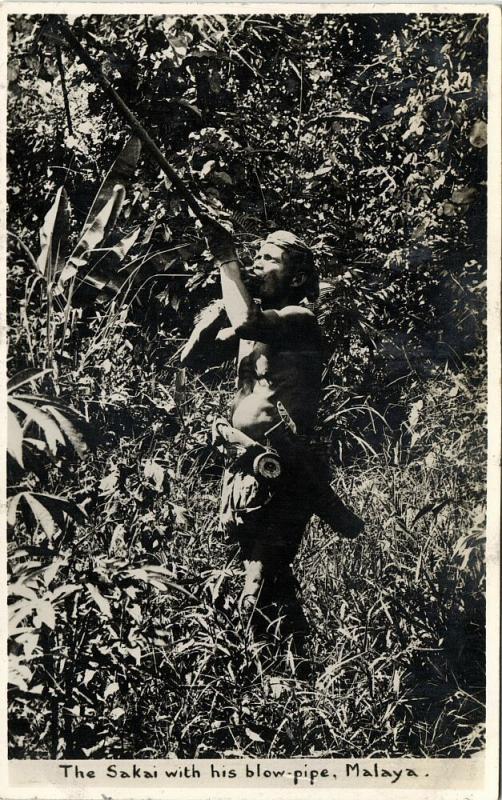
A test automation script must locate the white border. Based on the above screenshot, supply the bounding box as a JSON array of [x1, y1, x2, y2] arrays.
[[0, 4, 500, 799]]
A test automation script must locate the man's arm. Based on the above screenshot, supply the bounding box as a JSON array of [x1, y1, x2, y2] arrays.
[[219, 259, 318, 344], [180, 302, 238, 370], [202, 218, 319, 345]]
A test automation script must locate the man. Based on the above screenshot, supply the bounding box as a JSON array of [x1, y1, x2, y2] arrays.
[[181, 224, 363, 640]]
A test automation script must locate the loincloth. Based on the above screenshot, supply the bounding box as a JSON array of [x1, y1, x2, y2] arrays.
[[219, 445, 315, 564], [214, 414, 364, 560]]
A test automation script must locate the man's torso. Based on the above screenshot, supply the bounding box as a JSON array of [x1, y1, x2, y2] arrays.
[[230, 327, 323, 442]]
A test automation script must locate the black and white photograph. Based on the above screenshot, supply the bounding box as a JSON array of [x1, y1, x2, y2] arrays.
[[3, 4, 500, 795]]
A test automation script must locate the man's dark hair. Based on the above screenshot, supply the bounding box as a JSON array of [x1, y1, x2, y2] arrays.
[[265, 231, 319, 302]]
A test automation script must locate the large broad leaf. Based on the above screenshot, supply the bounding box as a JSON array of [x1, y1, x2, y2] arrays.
[[9, 582, 38, 602], [21, 493, 56, 539], [34, 600, 56, 630], [100, 225, 141, 265], [7, 408, 24, 467], [9, 394, 94, 458], [7, 368, 51, 393], [81, 136, 142, 233], [36, 187, 70, 279], [42, 404, 92, 458], [8, 398, 65, 454], [68, 185, 126, 271], [64, 137, 141, 281], [7, 494, 23, 529], [51, 584, 81, 601], [31, 492, 87, 528], [76, 226, 141, 293], [8, 656, 32, 692], [8, 492, 86, 538], [85, 583, 113, 619]]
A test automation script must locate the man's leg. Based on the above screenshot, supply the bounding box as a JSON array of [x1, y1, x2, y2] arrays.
[[248, 558, 311, 684], [239, 516, 308, 650], [240, 557, 264, 612], [228, 463, 312, 655], [267, 430, 364, 539]]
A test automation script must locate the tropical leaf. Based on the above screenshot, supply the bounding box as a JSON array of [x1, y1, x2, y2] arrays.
[[334, 111, 370, 122], [8, 656, 32, 691], [12, 394, 94, 457], [8, 492, 86, 537], [33, 600, 56, 630], [53, 263, 77, 290], [42, 557, 66, 587], [174, 98, 202, 118], [67, 185, 126, 274], [245, 727, 265, 743], [103, 226, 141, 264], [7, 368, 51, 393], [7, 408, 24, 467], [143, 459, 166, 492], [77, 226, 141, 293], [85, 583, 113, 619], [9, 599, 39, 631], [32, 492, 87, 527], [104, 681, 120, 699], [230, 210, 262, 235], [7, 494, 23, 529], [81, 136, 142, 233], [22, 493, 56, 539], [9, 582, 38, 602], [51, 584, 81, 601], [42, 405, 92, 458], [36, 186, 70, 278], [412, 498, 451, 525], [8, 397, 65, 454]]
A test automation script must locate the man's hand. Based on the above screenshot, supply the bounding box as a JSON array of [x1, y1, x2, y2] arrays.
[[200, 213, 236, 262], [200, 212, 255, 334]]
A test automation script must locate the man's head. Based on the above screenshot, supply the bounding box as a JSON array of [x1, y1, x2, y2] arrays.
[[250, 231, 319, 306]]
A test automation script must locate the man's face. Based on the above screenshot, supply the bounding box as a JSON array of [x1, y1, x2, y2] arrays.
[[249, 242, 291, 304]]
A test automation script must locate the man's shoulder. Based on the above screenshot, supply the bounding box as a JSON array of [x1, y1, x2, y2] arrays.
[[271, 305, 321, 349], [276, 305, 320, 335], [276, 305, 317, 322]]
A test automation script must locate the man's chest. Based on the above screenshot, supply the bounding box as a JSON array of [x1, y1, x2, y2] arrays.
[[236, 341, 319, 390], [237, 341, 271, 383]]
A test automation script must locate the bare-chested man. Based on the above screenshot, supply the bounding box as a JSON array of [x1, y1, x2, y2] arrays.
[[181, 225, 363, 638]]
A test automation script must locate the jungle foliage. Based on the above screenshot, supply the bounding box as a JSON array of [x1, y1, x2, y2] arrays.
[[7, 12, 487, 759]]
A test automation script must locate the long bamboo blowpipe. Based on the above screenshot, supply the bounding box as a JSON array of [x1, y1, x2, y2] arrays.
[[51, 16, 229, 235]]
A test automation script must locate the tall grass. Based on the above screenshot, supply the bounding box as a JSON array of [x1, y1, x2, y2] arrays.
[[8, 262, 486, 758], [7, 209, 485, 762], [131, 360, 485, 760]]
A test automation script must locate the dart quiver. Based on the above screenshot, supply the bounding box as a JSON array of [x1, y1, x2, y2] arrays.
[[212, 417, 364, 539]]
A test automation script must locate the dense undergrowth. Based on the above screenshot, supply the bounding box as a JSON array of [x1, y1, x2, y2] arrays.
[[7, 12, 486, 758]]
